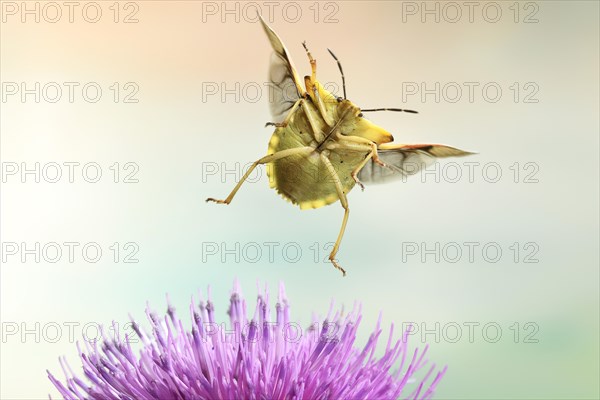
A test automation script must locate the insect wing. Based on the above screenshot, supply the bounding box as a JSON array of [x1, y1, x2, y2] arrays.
[[259, 16, 305, 121], [358, 144, 474, 184]]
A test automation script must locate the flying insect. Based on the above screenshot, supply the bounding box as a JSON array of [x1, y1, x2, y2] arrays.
[[207, 17, 474, 276]]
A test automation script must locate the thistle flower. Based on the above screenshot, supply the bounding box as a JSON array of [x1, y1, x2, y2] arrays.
[[48, 282, 446, 399]]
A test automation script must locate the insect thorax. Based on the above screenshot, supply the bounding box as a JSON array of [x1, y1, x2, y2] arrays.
[[266, 98, 367, 209]]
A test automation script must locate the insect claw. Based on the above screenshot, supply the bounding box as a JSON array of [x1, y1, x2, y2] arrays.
[[302, 41, 310, 53], [265, 122, 286, 128], [330, 257, 347, 277], [352, 173, 365, 191], [206, 198, 229, 205], [374, 158, 388, 168]]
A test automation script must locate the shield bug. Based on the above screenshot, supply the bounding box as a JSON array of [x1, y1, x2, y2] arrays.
[[207, 16, 474, 276]]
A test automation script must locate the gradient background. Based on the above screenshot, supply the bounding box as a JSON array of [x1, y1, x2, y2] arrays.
[[1, 1, 598, 399]]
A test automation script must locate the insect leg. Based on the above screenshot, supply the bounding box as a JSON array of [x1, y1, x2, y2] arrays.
[[311, 83, 335, 127], [301, 42, 335, 127], [265, 98, 303, 128], [266, 98, 326, 143], [206, 147, 314, 205], [320, 152, 349, 276], [325, 140, 376, 191], [300, 100, 326, 143], [336, 134, 389, 169], [302, 41, 317, 83]]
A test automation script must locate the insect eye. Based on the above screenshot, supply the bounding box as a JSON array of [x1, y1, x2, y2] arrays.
[[336, 97, 343, 102], [358, 112, 363, 118]]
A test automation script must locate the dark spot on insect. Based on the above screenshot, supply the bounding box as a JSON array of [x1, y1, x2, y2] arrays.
[[358, 113, 363, 118], [340, 160, 344, 163]]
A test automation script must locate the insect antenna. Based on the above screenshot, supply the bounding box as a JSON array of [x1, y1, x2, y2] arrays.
[[361, 108, 419, 114], [327, 48, 347, 99]]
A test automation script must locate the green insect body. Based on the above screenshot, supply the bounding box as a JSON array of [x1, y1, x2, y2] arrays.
[[267, 99, 368, 210]]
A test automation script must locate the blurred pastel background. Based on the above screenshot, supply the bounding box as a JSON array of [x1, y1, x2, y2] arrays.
[[1, 1, 598, 399]]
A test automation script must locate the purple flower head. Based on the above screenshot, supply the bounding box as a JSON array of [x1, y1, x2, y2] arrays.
[[49, 282, 447, 399]]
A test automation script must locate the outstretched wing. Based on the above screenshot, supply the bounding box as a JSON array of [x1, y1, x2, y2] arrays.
[[259, 16, 305, 121], [358, 144, 474, 184]]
